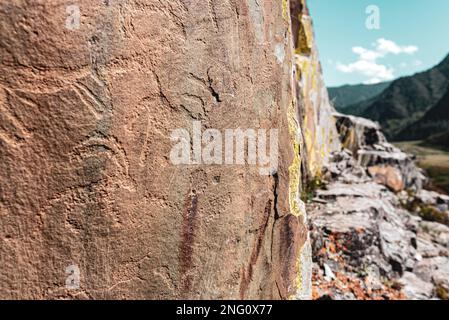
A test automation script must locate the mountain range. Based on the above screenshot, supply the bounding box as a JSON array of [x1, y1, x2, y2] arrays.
[[328, 81, 391, 110], [396, 86, 449, 141], [329, 54, 449, 148]]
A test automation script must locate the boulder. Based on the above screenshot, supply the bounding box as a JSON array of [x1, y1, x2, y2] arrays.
[[334, 113, 386, 153], [368, 166, 405, 192]]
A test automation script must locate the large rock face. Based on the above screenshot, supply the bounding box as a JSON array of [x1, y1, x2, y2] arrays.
[[0, 0, 337, 299], [291, 1, 341, 178]]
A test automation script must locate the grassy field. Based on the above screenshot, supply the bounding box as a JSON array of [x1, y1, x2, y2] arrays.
[[395, 141, 449, 194]]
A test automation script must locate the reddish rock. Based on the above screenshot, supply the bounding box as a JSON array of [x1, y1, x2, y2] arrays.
[[368, 166, 405, 192], [0, 0, 322, 299]]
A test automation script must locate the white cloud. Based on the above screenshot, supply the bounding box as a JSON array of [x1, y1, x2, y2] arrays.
[[352, 47, 382, 61], [337, 60, 394, 84], [375, 38, 418, 55], [337, 38, 418, 83], [413, 59, 423, 66]]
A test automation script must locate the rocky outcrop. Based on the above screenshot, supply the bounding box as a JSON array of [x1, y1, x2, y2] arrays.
[[309, 116, 449, 300], [335, 113, 426, 191], [292, 3, 341, 179], [0, 0, 342, 299]]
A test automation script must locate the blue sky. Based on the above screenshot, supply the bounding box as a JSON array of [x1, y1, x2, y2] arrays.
[[308, 0, 449, 87]]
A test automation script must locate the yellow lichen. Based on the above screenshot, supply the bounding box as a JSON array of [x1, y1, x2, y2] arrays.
[[289, 241, 309, 300], [295, 50, 332, 177], [282, 0, 289, 22], [293, 248, 304, 299], [287, 100, 303, 217], [295, 16, 314, 55]]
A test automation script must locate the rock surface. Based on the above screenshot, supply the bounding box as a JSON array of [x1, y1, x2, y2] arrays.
[[335, 113, 426, 191], [0, 0, 333, 299], [4, 0, 442, 301], [368, 166, 404, 193], [293, 3, 341, 178], [309, 115, 449, 300]]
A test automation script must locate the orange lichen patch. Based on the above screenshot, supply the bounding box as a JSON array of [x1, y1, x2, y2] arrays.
[[327, 241, 337, 254], [319, 247, 327, 256], [318, 233, 348, 259], [312, 269, 406, 300]]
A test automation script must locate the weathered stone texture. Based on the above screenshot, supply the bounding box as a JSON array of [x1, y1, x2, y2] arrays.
[[335, 113, 427, 191], [291, 0, 341, 179], [0, 0, 337, 299], [309, 123, 449, 300]]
